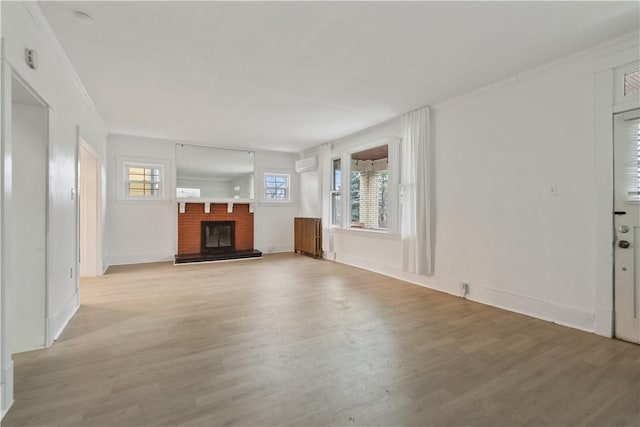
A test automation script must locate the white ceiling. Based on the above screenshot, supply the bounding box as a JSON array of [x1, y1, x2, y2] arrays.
[[39, 1, 639, 152]]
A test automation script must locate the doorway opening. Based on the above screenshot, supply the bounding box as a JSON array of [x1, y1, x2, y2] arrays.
[[78, 137, 102, 277], [8, 75, 49, 353]]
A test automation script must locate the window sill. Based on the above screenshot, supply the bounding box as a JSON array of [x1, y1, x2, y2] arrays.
[[332, 227, 400, 240], [259, 201, 294, 207], [177, 197, 255, 204]]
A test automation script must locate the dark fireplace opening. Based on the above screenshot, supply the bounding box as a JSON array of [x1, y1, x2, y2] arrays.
[[201, 221, 235, 254]]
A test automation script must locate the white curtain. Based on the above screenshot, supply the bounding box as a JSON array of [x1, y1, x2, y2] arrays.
[[318, 142, 333, 255], [401, 106, 433, 275]]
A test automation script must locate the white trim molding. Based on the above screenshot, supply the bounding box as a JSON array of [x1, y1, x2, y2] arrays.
[[106, 253, 175, 267], [46, 291, 80, 345], [1, 359, 14, 419]]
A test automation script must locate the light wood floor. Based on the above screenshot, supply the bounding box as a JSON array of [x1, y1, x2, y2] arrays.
[[3, 253, 639, 426]]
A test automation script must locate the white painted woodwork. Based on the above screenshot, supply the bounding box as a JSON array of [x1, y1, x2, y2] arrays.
[[10, 99, 47, 353], [0, 4, 3, 418], [0, 58, 12, 419], [176, 197, 255, 205], [613, 111, 640, 344]]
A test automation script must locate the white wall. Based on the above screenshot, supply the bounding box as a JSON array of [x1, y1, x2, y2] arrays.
[[303, 35, 640, 334], [433, 51, 598, 322], [254, 150, 299, 253], [11, 103, 47, 353], [177, 177, 232, 198], [230, 173, 254, 199], [106, 135, 299, 265], [297, 150, 321, 218], [106, 134, 177, 266], [1, 2, 108, 416]]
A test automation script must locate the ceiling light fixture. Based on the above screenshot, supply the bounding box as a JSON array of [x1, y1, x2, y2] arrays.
[[74, 11, 93, 26]]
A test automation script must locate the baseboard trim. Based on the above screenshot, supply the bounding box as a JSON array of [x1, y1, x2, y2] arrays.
[[594, 307, 614, 337], [463, 282, 595, 333], [47, 292, 80, 344], [336, 253, 400, 277], [258, 245, 294, 254], [335, 253, 595, 333], [1, 398, 14, 421], [106, 253, 175, 267], [1, 360, 14, 420]]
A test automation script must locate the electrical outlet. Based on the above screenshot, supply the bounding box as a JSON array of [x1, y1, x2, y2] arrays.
[[70, 267, 73, 278], [461, 282, 469, 298]]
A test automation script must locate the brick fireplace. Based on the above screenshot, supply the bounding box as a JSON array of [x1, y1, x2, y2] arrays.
[[177, 203, 256, 259]]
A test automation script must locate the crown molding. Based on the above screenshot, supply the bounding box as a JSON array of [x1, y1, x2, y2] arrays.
[[22, 2, 108, 133]]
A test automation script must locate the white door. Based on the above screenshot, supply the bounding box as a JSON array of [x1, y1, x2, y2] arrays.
[[613, 109, 640, 343]]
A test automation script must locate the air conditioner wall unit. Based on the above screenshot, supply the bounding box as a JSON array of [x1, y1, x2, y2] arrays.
[[295, 156, 317, 173]]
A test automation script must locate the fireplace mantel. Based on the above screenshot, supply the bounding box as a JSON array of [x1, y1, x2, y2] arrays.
[[177, 197, 255, 214]]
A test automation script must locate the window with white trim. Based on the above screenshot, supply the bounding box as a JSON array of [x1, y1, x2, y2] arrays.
[[349, 145, 389, 230], [331, 158, 341, 226], [626, 118, 640, 202], [123, 162, 163, 199], [264, 173, 290, 202]]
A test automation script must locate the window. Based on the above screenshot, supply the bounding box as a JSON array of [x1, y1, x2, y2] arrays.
[[350, 145, 388, 230], [124, 163, 163, 199], [264, 173, 290, 202], [626, 118, 640, 201], [331, 158, 341, 226], [624, 70, 640, 96]]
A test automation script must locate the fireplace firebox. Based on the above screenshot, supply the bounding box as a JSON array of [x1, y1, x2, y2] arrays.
[[201, 221, 235, 254]]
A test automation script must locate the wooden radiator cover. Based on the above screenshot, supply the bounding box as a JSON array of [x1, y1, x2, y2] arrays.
[[294, 217, 322, 258]]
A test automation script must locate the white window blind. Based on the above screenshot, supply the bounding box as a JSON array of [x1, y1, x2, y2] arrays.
[[626, 118, 640, 201]]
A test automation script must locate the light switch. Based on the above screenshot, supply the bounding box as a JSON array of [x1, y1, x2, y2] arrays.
[[548, 185, 558, 196]]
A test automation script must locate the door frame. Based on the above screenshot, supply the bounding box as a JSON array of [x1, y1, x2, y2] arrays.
[[0, 58, 53, 414], [594, 46, 640, 337], [77, 131, 103, 277]]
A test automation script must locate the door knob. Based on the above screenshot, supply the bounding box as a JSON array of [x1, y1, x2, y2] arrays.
[[618, 240, 631, 249]]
